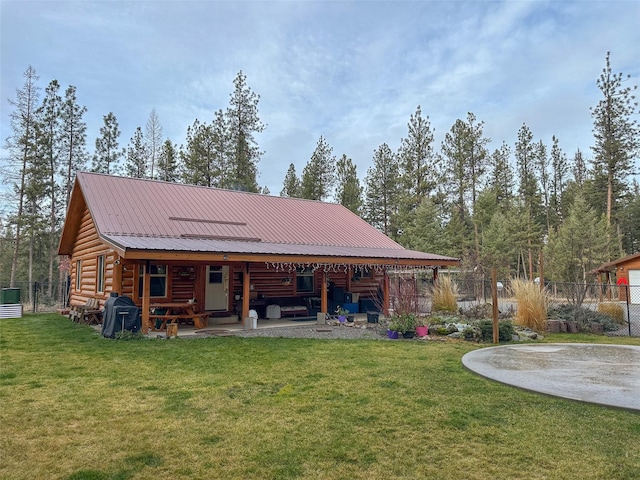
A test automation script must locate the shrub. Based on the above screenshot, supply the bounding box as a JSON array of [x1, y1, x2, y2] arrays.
[[512, 279, 548, 331], [473, 319, 515, 342], [431, 276, 458, 313], [597, 302, 625, 325], [548, 304, 620, 332]]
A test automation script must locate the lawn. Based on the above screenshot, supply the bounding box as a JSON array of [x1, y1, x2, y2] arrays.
[[1, 314, 639, 480]]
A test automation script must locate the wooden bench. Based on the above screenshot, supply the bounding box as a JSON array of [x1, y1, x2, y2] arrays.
[[149, 313, 209, 331], [70, 297, 102, 325]]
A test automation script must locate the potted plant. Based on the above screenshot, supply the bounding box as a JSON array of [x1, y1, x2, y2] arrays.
[[387, 321, 400, 339], [336, 307, 349, 323], [415, 317, 429, 337], [397, 313, 417, 338]]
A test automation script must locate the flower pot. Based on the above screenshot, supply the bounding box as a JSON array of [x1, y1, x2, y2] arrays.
[[366, 312, 379, 323], [402, 331, 415, 339], [387, 329, 399, 339], [415, 325, 428, 337], [338, 315, 346, 323], [347, 315, 355, 323]]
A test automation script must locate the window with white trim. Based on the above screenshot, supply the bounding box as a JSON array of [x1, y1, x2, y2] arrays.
[[75, 259, 82, 291], [96, 255, 105, 293]]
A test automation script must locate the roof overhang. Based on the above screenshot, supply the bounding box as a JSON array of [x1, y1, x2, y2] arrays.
[[105, 234, 459, 269]]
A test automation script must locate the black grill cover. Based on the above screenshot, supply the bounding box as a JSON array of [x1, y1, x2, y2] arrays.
[[101, 294, 141, 338]]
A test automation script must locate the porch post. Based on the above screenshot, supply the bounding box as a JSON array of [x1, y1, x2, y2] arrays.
[[242, 263, 251, 326], [112, 257, 122, 296], [321, 270, 328, 314], [383, 269, 390, 316], [141, 262, 151, 333]]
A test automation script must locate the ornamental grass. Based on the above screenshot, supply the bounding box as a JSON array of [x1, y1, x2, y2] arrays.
[[431, 275, 458, 313], [512, 278, 548, 331], [597, 302, 625, 325]]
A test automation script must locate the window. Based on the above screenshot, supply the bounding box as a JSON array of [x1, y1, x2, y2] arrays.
[[75, 259, 82, 291], [296, 267, 314, 293], [352, 268, 372, 281], [138, 264, 168, 298], [96, 255, 105, 293]]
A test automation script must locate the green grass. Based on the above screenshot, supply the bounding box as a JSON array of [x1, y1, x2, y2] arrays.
[[1, 314, 640, 479]]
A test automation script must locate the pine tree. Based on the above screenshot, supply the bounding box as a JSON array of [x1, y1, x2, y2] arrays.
[[225, 71, 265, 192], [145, 108, 163, 179], [157, 139, 180, 182], [280, 163, 301, 198], [488, 141, 514, 207], [402, 197, 448, 255], [363, 143, 400, 237], [619, 181, 640, 253], [300, 136, 335, 201], [545, 193, 620, 305], [398, 105, 439, 206], [590, 51, 639, 225], [36, 79, 63, 299], [125, 127, 147, 178], [92, 112, 122, 175], [59, 85, 88, 210], [5, 66, 40, 287], [549, 135, 569, 232], [335, 154, 362, 214]]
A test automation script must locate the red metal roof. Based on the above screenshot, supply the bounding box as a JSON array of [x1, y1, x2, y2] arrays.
[[61, 172, 457, 265]]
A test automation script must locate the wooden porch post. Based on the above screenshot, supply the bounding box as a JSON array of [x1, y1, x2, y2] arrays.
[[141, 262, 151, 333], [112, 257, 122, 296], [321, 270, 328, 314], [242, 263, 251, 326], [383, 269, 390, 316]]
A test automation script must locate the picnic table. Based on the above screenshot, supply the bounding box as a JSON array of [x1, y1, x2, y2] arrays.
[[148, 302, 209, 331]]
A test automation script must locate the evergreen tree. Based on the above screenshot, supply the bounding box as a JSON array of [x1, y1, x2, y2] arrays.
[[4, 66, 40, 287], [59, 85, 88, 210], [280, 163, 301, 198], [545, 193, 620, 305], [549, 135, 569, 232], [335, 154, 362, 214], [402, 197, 448, 255], [363, 143, 400, 237], [487, 141, 514, 207], [225, 71, 265, 192], [125, 127, 147, 178], [157, 139, 180, 182], [300, 136, 335, 201], [572, 148, 587, 188], [145, 108, 163, 179], [36, 79, 63, 299], [590, 51, 639, 225], [515, 123, 543, 277], [479, 209, 515, 280], [181, 111, 232, 188], [441, 112, 489, 262], [535, 139, 550, 231], [92, 112, 122, 175], [619, 181, 640, 254], [398, 105, 439, 206]]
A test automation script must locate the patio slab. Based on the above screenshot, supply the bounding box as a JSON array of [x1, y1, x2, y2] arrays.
[[462, 343, 640, 411]]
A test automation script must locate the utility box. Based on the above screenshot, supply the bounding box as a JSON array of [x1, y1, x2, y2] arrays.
[[0, 288, 21, 305]]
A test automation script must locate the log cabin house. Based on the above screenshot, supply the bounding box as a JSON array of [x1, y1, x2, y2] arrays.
[[58, 172, 459, 332]]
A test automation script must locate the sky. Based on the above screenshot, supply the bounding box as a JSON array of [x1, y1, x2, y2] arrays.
[[1, 0, 639, 196]]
